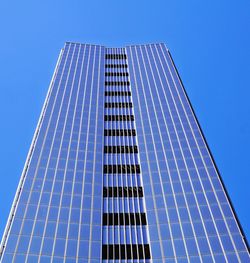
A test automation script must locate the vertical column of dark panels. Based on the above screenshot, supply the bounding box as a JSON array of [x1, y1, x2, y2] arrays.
[[102, 48, 151, 261]]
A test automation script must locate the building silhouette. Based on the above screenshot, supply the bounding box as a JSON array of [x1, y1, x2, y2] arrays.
[[0, 43, 249, 262]]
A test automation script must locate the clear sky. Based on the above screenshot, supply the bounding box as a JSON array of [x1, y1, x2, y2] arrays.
[[0, 0, 249, 243]]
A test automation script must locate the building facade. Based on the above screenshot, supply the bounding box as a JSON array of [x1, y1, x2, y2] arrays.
[[0, 43, 249, 262]]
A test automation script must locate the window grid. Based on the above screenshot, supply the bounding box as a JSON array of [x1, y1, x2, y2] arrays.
[[160, 44, 243, 260], [126, 43, 249, 261], [1, 43, 248, 263]]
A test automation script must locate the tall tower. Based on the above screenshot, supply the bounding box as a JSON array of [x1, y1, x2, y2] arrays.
[[0, 43, 249, 262]]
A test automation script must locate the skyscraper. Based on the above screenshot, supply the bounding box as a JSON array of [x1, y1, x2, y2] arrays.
[[0, 42, 249, 262]]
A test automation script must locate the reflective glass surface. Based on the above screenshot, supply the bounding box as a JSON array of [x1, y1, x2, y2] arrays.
[[1, 43, 105, 262], [126, 43, 249, 262], [0, 43, 249, 262]]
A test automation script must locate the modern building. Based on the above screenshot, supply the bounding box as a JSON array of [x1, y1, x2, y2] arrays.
[[0, 42, 249, 262]]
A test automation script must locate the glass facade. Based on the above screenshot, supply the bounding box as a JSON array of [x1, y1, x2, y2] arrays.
[[0, 42, 249, 262]]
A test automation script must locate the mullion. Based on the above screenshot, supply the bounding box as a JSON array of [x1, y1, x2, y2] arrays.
[[125, 53, 147, 256], [104, 52, 113, 258], [113, 52, 122, 258], [104, 57, 110, 256], [110, 54, 115, 259], [112, 51, 121, 259], [118, 55, 129, 260], [120, 63, 133, 261], [123, 66, 140, 260]]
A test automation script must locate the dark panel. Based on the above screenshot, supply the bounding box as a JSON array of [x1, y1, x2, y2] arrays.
[[105, 64, 128, 68], [102, 213, 147, 225], [105, 81, 130, 86], [104, 129, 136, 136], [104, 146, 138, 154], [105, 54, 127, 59], [105, 91, 131, 96], [103, 164, 141, 174], [102, 244, 151, 259], [104, 115, 134, 121], [103, 187, 143, 197], [104, 102, 133, 108], [105, 72, 129, 77]]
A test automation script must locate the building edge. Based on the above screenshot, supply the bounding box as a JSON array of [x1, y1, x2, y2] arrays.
[[0, 48, 65, 260], [167, 50, 250, 252]]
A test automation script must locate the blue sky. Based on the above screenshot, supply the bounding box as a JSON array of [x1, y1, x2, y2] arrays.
[[0, 0, 249, 242]]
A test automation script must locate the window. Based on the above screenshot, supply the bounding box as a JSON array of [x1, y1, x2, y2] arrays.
[[105, 64, 128, 68], [105, 54, 127, 59], [105, 81, 130, 86], [103, 187, 143, 197], [104, 129, 136, 136], [103, 164, 141, 174], [105, 72, 129, 77], [104, 91, 131, 96], [104, 146, 138, 154], [102, 213, 147, 225], [102, 244, 151, 259], [104, 115, 134, 121]]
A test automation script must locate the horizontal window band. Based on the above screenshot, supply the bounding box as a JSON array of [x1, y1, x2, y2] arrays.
[[103, 164, 140, 174], [103, 213, 147, 226], [102, 244, 151, 259], [105, 54, 127, 59], [105, 91, 131, 96], [105, 72, 129, 77], [104, 129, 136, 136], [105, 102, 132, 108], [104, 115, 134, 121], [103, 187, 143, 197], [102, 244, 150, 260], [104, 146, 138, 154], [105, 64, 128, 68], [105, 81, 130, 86]]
